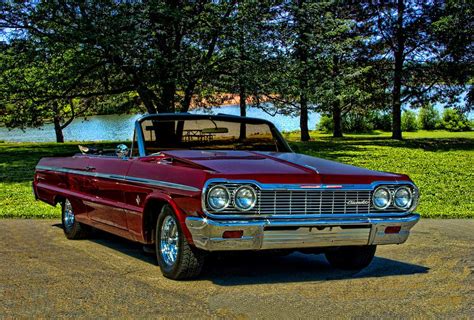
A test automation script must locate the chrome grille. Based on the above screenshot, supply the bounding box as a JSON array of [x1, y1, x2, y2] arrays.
[[205, 183, 411, 216], [259, 190, 372, 215]]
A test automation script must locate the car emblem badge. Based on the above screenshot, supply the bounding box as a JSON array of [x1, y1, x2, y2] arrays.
[[346, 200, 370, 205], [136, 195, 141, 206]]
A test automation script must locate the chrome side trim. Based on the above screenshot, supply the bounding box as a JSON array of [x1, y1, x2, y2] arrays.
[[35, 165, 200, 192], [135, 120, 146, 157], [201, 178, 418, 219], [304, 164, 320, 174]]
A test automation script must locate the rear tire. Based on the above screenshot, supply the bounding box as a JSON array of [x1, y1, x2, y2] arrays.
[[155, 205, 205, 280], [61, 199, 90, 240], [325, 245, 376, 270]]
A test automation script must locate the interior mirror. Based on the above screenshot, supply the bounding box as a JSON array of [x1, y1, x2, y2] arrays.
[[116, 144, 129, 159], [202, 127, 229, 134]]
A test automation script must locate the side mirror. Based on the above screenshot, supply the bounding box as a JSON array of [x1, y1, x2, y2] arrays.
[[116, 144, 129, 159]]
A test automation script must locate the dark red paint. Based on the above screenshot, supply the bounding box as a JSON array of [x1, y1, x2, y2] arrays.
[[33, 148, 412, 246]]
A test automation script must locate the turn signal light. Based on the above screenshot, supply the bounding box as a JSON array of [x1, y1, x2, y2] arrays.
[[385, 226, 402, 234], [222, 230, 244, 239]]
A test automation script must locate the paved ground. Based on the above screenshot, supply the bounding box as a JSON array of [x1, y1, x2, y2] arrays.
[[0, 219, 472, 319]]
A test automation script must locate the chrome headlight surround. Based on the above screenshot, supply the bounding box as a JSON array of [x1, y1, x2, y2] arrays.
[[372, 186, 392, 210], [206, 185, 231, 212], [393, 186, 413, 210], [234, 185, 257, 211]]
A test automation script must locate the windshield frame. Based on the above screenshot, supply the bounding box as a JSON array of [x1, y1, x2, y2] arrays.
[[131, 113, 293, 157]]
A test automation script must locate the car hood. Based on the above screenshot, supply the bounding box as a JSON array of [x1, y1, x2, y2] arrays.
[[161, 150, 408, 184]]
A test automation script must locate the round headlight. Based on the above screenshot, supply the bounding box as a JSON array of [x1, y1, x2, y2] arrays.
[[207, 185, 230, 211], [372, 187, 391, 210], [394, 187, 412, 209], [234, 186, 257, 211]]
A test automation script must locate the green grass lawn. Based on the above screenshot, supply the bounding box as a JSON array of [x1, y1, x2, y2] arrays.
[[1, 130, 473, 218]]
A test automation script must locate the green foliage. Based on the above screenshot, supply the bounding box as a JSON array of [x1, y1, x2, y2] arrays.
[[418, 104, 441, 130], [317, 115, 334, 133], [441, 109, 472, 132], [318, 111, 391, 133], [372, 112, 392, 131], [401, 110, 418, 132]]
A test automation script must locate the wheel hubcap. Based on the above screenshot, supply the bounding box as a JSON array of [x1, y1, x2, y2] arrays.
[[63, 199, 75, 230], [160, 215, 179, 267]]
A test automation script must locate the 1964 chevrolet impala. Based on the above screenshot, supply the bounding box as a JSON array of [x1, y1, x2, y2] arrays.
[[33, 114, 420, 279]]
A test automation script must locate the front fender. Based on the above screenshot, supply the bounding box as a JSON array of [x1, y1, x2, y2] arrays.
[[143, 192, 196, 245]]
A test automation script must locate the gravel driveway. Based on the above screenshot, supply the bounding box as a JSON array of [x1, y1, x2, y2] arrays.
[[0, 219, 472, 319]]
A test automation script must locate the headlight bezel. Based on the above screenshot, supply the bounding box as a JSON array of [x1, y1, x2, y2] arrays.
[[372, 186, 392, 210], [393, 186, 413, 210], [234, 185, 257, 211], [206, 185, 231, 211]]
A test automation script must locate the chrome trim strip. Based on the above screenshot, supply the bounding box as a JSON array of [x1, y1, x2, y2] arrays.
[[35, 165, 200, 192], [201, 178, 418, 219], [135, 120, 146, 157], [304, 164, 320, 174]]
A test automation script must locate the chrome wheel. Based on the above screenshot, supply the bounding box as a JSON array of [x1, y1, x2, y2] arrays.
[[63, 199, 75, 230], [160, 215, 179, 267]]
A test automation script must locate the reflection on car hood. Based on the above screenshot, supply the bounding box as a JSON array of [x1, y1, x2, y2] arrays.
[[161, 150, 408, 184]]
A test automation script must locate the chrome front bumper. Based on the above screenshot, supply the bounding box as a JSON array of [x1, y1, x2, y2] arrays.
[[185, 214, 420, 251]]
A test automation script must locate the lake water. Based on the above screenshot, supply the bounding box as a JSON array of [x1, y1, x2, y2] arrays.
[[0, 105, 321, 142]]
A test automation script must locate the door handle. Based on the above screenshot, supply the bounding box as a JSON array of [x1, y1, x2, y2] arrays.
[[85, 166, 96, 172]]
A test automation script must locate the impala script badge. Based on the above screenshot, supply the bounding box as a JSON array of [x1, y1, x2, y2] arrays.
[[346, 200, 370, 205]]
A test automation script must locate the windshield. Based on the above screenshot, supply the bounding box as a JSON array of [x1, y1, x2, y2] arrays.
[[138, 117, 290, 155]]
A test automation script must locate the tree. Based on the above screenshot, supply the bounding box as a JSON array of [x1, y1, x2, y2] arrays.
[[310, 3, 374, 137], [1, 1, 237, 114], [418, 104, 440, 130], [205, 1, 278, 140], [257, 2, 376, 139], [0, 39, 114, 142], [1, 1, 239, 141], [369, 1, 472, 139], [441, 109, 472, 132]]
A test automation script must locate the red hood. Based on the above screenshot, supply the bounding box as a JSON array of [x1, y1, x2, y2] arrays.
[[161, 150, 408, 184]]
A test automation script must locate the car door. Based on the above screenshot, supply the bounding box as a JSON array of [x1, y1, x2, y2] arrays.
[[84, 156, 132, 230]]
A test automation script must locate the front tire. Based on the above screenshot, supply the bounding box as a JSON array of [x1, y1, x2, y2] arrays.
[[61, 199, 89, 240], [325, 245, 376, 270], [155, 205, 205, 280]]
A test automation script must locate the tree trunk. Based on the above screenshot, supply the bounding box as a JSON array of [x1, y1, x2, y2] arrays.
[[300, 94, 310, 141], [52, 102, 64, 143], [331, 56, 343, 138], [239, 83, 247, 141], [296, 0, 310, 142], [392, 0, 405, 140], [332, 101, 343, 138], [137, 86, 158, 114], [181, 80, 197, 113], [160, 81, 176, 113]]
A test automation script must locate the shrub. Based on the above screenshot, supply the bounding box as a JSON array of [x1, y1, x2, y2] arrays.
[[344, 112, 374, 133], [418, 104, 441, 130], [401, 110, 419, 132], [316, 115, 334, 133], [441, 109, 472, 132], [316, 111, 392, 133], [372, 112, 392, 131]]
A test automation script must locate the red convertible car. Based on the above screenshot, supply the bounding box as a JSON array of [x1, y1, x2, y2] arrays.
[[33, 114, 420, 279]]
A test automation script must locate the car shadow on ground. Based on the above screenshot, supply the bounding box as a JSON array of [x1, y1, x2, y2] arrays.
[[53, 223, 429, 285], [201, 253, 429, 286]]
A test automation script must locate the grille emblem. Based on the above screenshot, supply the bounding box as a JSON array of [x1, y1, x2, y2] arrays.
[[346, 200, 370, 205]]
